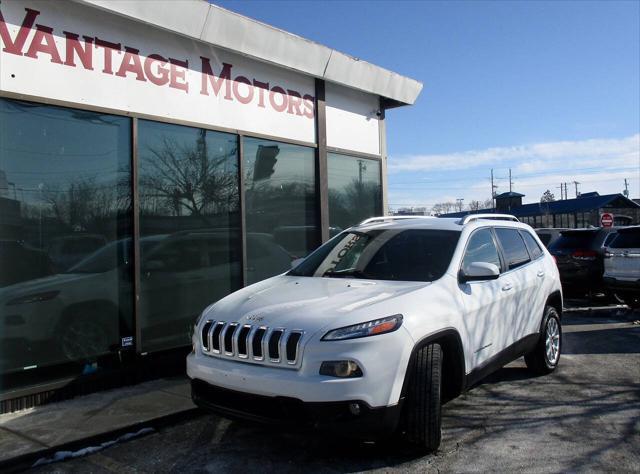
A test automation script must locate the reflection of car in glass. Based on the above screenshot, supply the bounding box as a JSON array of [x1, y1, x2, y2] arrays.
[[0, 236, 163, 372], [272, 225, 343, 259], [548, 227, 618, 298], [47, 234, 107, 272], [604, 226, 640, 309], [0, 240, 53, 288], [189, 215, 562, 452], [245, 232, 294, 284], [0, 229, 295, 372]]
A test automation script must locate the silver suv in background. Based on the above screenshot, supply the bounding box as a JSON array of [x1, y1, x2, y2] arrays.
[[604, 226, 640, 309]]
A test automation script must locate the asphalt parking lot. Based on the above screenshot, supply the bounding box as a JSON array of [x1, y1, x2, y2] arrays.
[[33, 305, 640, 473]]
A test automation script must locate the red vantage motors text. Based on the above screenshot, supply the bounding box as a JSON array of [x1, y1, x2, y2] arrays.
[[0, 7, 315, 118]]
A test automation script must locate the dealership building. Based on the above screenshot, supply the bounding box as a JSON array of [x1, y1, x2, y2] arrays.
[[0, 0, 421, 410]]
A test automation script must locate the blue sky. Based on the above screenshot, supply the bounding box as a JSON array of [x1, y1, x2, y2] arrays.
[[214, 0, 640, 210]]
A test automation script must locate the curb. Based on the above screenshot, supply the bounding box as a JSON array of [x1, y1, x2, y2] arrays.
[[0, 407, 201, 472]]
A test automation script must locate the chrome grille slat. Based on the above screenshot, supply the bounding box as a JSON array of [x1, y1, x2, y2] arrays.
[[223, 323, 238, 355], [268, 329, 283, 362], [236, 325, 251, 358], [201, 321, 303, 369], [246, 326, 258, 359]]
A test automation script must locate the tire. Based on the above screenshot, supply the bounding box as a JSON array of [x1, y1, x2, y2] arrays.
[[402, 343, 443, 452], [621, 292, 640, 309], [58, 312, 111, 362], [525, 305, 562, 375]]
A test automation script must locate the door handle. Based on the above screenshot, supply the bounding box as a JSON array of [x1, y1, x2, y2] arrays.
[[502, 283, 513, 291], [537, 271, 545, 277]]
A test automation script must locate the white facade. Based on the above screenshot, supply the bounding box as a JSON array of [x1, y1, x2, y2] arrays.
[[0, 0, 421, 153]]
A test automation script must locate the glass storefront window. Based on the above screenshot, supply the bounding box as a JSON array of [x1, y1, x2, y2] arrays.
[[328, 153, 382, 231], [243, 137, 317, 284], [137, 121, 241, 352], [0, 99, 132, 379]]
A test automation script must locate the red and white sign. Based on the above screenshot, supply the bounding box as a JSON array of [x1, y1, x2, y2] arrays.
[[0, 1, 316, 142], [600, 213, 614, 227]]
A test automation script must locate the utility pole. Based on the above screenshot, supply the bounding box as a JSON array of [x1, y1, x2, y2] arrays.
[[558, 183, 564, 200], [491, 169, 496, 210], [358, 160, 366, 185], [456, 198, 464, 212], [573, 181, 580, 198], [623, 178, 629, 198], [509, 168, 513, 193]]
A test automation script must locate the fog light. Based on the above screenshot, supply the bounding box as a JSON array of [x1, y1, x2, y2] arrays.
[[319, 360, 362, 378], [349, 402, 361, 416]]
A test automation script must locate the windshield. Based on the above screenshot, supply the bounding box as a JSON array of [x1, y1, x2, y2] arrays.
[[66, 237, 163, 273], [289, 229, 460, 282]]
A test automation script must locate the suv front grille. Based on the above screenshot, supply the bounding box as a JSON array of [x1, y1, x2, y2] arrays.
[[200, 321, 304, 368]]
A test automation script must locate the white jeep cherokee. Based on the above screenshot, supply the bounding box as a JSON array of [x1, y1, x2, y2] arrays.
[[187, 214, 563, 451]]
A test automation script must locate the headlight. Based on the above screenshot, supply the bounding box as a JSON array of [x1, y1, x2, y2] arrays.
[[6, 291, 60, 306], [321, 314, 403, 341]]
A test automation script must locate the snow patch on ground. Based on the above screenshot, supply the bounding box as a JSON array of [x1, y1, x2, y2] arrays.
[[32, 427, 155, 467]]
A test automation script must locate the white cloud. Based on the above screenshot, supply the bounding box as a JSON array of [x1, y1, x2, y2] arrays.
[[388, 134, 640, 174], [387, 134, 640, 210]]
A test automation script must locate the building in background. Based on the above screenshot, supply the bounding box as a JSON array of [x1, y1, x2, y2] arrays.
[[0, 0, 421, 411], [442, 192, 640, 228]]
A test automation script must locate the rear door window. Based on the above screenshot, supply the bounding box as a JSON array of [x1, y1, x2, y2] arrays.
[[610, 230, 640, 249], [495, 228, 531, 270], [520, 231, 544, 260]]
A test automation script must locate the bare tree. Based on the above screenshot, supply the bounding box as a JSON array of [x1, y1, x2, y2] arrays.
[[140, 130, 238, 218], [431, 201, 456, 215], [468, 200, 481, 211]]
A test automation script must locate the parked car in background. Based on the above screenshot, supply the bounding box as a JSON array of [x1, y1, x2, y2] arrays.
[[535, 228, 569, 248], [548, 227, 619, 299], [604, 226, 640, 309]]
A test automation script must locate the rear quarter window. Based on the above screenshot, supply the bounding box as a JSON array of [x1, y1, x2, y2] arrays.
[[520, 231, 544, 260], [610, 231, 640, 249]]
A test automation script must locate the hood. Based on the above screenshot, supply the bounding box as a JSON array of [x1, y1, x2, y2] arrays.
[[203, 275, 428, 335], [0, 272, 99, 301]]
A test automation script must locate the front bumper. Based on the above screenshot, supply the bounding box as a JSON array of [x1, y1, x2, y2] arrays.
[[191, 378, 403, 439], [186, 326, 414, 408]]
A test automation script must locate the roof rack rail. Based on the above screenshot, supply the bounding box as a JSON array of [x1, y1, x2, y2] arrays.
[[458, 214, 519, 225], [359, 215, 435, 226]]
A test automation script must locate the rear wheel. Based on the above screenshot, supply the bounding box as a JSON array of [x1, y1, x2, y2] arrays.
[[621, 292, 640, 309], [525, 306, 561, 374], [58, 311, 111, 362], [402, 343, 443, 452]]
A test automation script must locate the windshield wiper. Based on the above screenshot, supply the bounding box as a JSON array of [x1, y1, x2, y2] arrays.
[[322, 269, 370, 279]]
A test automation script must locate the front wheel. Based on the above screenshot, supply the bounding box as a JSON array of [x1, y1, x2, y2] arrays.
[[401, 343, 443, 452], [525, 305, 562, 374]]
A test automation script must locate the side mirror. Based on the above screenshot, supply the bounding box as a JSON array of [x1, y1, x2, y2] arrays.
[[291, 257, 305, 269], [459, 262, 500, 283]]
